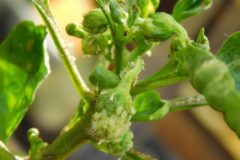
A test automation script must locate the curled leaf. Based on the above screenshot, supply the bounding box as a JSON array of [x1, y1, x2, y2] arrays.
[[172, 0, 212, 22], [132, 90, 169, 121]]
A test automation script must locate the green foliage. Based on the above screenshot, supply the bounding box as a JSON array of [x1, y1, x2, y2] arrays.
[[0, 21, 49, 142], [172, 0, 212, 22], [1, 0, 240, 159], [132, 90, 169, 121]]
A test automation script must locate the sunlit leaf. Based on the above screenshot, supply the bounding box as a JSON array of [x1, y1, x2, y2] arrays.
[[0, 21, 49, 142]]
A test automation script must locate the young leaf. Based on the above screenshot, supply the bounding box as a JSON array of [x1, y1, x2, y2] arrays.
[[132, 90, 169, 121], [172, 0, 212, 22], [0, 21, 49, 142], [217, 32, 240, 91]]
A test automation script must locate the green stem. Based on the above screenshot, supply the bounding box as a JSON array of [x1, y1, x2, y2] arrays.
[[132, 76, 186, 95], [119, 58, 144, 91], [96, 0, 116, 35], [96, 0, 124, 74], [39, 110, 93, 160], [131, 61, 187, 95], [169, 95, 208, 112], [32, 0, 94, 103], [0, 142, 15, 160], [123, 149, 157, 160], [115, 44, 124, 74], [128, 39, 153, 62]]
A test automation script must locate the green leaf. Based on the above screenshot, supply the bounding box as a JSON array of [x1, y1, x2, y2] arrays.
[[132, 90, 169, 121], [217, 32, 240, 91], [172, 0, 212, 22], [0, 21, 49, 142]]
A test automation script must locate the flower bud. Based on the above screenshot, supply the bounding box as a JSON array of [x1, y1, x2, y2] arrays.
[[89, 66, 120, 91], [83, 9, 108, 34], [139, 12, 188, 41], [82, 34, 111, 55], [66, 23, 87, 39]]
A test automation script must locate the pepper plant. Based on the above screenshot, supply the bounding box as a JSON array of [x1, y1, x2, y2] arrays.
[[0, 0, 240, 159]]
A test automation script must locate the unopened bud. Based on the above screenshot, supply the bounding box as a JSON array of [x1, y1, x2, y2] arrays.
[[82, 34, 111, 55], [139, 12, 188, 41], [66, 23, 87, 39], [83, 9, 108, 34]]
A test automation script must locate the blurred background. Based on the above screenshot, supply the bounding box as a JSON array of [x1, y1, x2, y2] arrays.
[[1, 0, 240, 159]]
